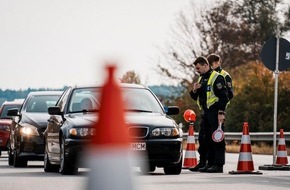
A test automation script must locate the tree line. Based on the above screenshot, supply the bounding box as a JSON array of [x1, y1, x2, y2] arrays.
[[0, 87, 67, 105]]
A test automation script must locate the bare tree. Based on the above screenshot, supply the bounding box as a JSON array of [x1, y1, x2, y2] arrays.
[[119, 70, 141, 84]]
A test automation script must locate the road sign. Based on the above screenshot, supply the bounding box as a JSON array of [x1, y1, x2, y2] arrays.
[[260, 36, 290, 71]]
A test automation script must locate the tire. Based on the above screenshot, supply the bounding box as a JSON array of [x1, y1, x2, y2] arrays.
[[164, 156, 182, 175], [44, 146, 59, 172], [59, 137, 78, 175], [8, 149, 14, 166], [13, 149, 27, 167]]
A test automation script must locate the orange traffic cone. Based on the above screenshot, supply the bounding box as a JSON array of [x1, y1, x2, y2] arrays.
[[276, 129, 288, 165], [86, 65, 136, 190], [259, 128, 290, 170], [183, 109, 197, 169], [183, 124, 197, 168], [229, 122, 262, 174]]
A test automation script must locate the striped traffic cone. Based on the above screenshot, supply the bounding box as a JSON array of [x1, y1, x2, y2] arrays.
[[229, 122, 262, 174], [183, 109, 197, 169], [183, 124, 197, 168], [276, 129, 288, 165], [86, 65, 137, 190]]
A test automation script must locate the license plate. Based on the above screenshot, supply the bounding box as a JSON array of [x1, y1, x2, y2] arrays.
[[130, 142, 146, 150]]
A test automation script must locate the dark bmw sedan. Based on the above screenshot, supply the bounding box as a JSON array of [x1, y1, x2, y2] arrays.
[[7, 91, 63, 167], [44, 84, 182, 175]]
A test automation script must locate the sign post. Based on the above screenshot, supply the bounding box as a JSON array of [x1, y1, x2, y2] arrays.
[[259, 33, 290, 170], [273, 36, 279, 164]]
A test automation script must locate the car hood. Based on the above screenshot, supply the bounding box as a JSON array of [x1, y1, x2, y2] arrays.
[[21, 113, 50, 128], [66, 113, 97, 127], [125, 112, 176, 127], [66, 112, 176, 128]]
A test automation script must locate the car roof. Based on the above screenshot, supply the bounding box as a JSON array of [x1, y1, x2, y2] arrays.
[[2, 99, 25, 106], [27, 91, 63, 96], [70, 83, 147, 89]]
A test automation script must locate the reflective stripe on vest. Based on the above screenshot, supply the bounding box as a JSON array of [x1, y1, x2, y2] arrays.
[[220, 69, 230, 78], [197, 71, 220, 110]]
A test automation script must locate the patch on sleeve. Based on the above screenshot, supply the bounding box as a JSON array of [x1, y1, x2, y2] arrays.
[[216, 83, 222, 89], [227, 82, 232, 88]]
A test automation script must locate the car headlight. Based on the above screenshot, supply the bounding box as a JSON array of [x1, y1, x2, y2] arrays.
[[20, 124, 39, 136], [151, 128, 179, 137], [69, 128, 96, 137], [0, 125, 10, 132]]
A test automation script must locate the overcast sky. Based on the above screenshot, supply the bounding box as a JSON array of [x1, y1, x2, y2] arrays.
[[1, 0, 215, 90]]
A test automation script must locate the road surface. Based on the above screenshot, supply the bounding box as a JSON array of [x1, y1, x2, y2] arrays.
[[0, 152, 289, 190]]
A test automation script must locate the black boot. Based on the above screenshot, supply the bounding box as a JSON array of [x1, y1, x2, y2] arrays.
[[198, 164, 212, 172], [207, 165, 223, 173], [189, 161, 206, 172]]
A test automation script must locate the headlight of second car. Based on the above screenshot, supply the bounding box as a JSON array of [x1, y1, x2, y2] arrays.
[[151, 128, 179, 137], [20, 124, 39, 136], [69, 128, 96, 137]]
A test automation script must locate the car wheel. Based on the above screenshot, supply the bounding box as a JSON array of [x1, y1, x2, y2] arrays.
[[44, 146, 60, 172], [163, 156, 182, 175], [8, 149, 14, 166], [13, 149, 27, 167], [60, 137, 78, 175]]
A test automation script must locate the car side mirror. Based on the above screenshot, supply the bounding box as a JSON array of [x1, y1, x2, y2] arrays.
[[7, 108, 19, 116], [48, 106, 62, 115], [165, 106, 179, 115]]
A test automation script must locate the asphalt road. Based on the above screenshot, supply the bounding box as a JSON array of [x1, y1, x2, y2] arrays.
[[0, 152, 290, 190]]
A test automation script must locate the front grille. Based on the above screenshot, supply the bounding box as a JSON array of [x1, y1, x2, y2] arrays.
[[128, 127, 149, 138]]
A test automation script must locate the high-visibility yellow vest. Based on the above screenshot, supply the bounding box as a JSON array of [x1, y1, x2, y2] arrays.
[[220, 69, 230, 78], [197, 71, 220, 110]]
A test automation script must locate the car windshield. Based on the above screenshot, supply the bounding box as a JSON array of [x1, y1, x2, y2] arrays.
[[122, 88, 164, 113], [25, 95, 60, 113], [0, 104, 22, 119], [68, 87, 164, 114], [69, 88, 100, 113]]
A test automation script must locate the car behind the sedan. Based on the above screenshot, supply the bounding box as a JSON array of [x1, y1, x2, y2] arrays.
[[0, 99, 24, 156], [8, 91, 63, 167]]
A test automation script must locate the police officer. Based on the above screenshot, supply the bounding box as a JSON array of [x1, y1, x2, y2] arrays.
[[189, 56, 229, 173], [207, 53, 233, 101]]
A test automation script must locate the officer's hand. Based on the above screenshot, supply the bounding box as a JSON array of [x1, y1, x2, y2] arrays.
[[218, 112, 225, 123], [193, 82, 201, 92]]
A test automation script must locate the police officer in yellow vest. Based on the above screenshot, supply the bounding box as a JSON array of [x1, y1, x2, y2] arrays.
[[189, 56, 229, 173], [207, 54, 233, 101]]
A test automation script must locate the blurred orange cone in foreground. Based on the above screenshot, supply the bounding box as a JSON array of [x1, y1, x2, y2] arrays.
[[229, 122, 262, 174], [276, 129, 288, 165], [183, 109, 197, 169], [87, 65, 136, 190]]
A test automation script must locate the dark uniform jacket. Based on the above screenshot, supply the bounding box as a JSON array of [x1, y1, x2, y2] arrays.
[[215, 66, 233, 101], [190, 69, 229, 111]]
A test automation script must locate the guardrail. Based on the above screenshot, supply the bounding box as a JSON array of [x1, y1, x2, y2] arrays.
[[182, 132, 290, 142]]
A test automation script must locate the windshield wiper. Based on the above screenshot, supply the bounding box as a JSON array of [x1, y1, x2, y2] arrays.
[[82, 109, 99, 112], [124, 109, 153, 113], [70, 109, 99, 113]]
